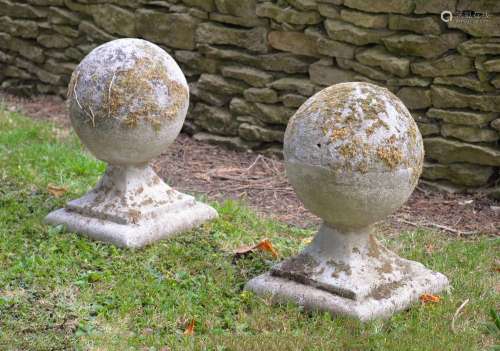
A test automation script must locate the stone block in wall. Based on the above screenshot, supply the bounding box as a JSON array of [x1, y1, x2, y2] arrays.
[[441, 123, 499, 143], [483, 59, 500, 73], [317, 3, 340, 19], [37, 34, 73, 49], [209, 13, 268, 28], [448, 14, 500, 37], [340, 9, 388, 29], [197, 73, 247, 96], [427, 108, 497, 126], [268, 31, 319, 57], [255, 3, 322, 25], [4, 66, 32, 79], [215, 0, 256, 17], [431, 85, 500, 112], [0, 33, 45, 64], [230, 97, 263, 118], [424, 137, 500, 166], [175, 50, 218, 74], [336, 58, 388, 81], [355, 46, 410, 77], [195, 22, 268, 53], [422, 162, 493, 187], [192, 103, 239, 135], [182, 0, 215, 12], [29, 0, 64, 5], [417, 122, 440, 136], [388, 15, 443, 35], [190, 82, 231, 106], [15, 57, 61, 85], [238, 123, 285, 142], [458, 39, 500, 56], [53, 25, 79, 38], [0, 0, 46, 18], [136, 10, 200, 50], [64, 0, 93, 16], [397, 87, 431, 109], [387, 77, 431, 87], [0, 50, 14, 64], [411, 55, 474, 77], [221, 66, 273, 88], [199, 44, 312, 73], [434, 74, 494, 93], [414, 0, 456, 14], [287, 0, 318, 11], [281, 93, 307, 108], [325, 19, 394, 46], [0, 16, 39, 39], [457, 0, 500, 12], [91, 4, 135, 37], [244, 88, 279, 103], [49, 6, 80, 25], [343, 0, 415, 14], [268, 78, 316, 96], [309, 60, 357, 86], [382, 32, 467, 59], [79, 21, 116, 42], [317, 37, 355, 59], [64, 47, 83, 61], [193, 132, 260, 151], [491, 119, 500, 131], [255, 103, 295, 125]]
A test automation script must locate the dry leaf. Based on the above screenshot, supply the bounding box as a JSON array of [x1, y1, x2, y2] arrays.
[[301, 237, 313, 245], [234, 238, 279, 259], [47, 184, 68, 197], [425, 244, 434, 254], [419, 293, 441, 303], [183, 319, 195, 336], [255, 239, 279, 258]]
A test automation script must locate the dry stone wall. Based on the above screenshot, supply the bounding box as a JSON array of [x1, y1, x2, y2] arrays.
[[1, 0, 500, 192]]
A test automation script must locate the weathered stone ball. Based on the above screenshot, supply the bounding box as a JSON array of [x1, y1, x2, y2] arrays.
[[284, 82, 423, 229], [68, 38, 189, 165]]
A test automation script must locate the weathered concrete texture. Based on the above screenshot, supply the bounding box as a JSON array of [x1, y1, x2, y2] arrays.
[[247, 83, 448, 321], [45, 165, 217, 248]]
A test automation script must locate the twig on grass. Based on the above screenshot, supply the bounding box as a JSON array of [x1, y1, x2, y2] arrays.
[[396, 218, 477, 236], [451, 298, 469, 334]]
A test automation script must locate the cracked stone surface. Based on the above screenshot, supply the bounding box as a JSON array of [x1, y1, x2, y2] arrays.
[[45, 38, 218, 248], [246, 82, 449, 321]]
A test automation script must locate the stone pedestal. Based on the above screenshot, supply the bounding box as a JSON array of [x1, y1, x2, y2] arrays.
[[247, 224, 448, 321], [245, 82, 449, 320], [45, 165, 217, 248]]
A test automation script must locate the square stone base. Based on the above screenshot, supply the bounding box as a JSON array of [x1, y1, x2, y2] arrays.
[[45, 201, 217, 248], [246, 266, 448, 321]]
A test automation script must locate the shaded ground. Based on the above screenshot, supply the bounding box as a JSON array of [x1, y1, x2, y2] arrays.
[[1, 92, 498, 236]]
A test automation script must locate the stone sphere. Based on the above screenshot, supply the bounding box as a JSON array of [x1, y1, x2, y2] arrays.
[[68, 38, 189, 165], [284, 82, 423, 229]]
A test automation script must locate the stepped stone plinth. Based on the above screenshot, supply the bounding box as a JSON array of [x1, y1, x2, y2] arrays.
[[246, 82, 449, 321], [45, 38, 218, 248]]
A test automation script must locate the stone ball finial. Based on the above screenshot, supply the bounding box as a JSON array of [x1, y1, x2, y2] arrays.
[[284, 82, 424, 229], [67, 38, 189, 165], [246, 82, 448, 321]]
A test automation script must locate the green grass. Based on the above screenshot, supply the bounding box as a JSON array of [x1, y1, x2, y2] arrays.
[[0, 111, 498, 351]]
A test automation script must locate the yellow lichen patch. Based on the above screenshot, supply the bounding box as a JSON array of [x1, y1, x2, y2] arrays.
[[330, 127, 349, 140], [338, 143, 357, 159], [377, 145, 403, 169], [107, 56, 188, 129]]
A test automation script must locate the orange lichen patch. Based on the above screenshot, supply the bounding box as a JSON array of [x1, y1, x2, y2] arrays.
[[338, 143, 357, 159], [377, 145, 403, 169], [107, 56, 188, 129], [330, 127, 350, 140]]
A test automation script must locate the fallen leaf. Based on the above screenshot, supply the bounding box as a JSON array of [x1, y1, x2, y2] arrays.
[[419, 293, 441, 303], [47, 184, 68, 197], [425, 244, 434, 254], [255, 239, 279, 258], [183, 319, 195, 336], [301, 237, 313, 245], [234, 238, 279, 259]]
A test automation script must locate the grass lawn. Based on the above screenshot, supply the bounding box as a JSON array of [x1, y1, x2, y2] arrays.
[[0, 110, 498, 351]]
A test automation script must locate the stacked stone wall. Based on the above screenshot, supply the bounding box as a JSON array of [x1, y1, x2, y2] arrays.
[[1, 0, 499, 191]]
